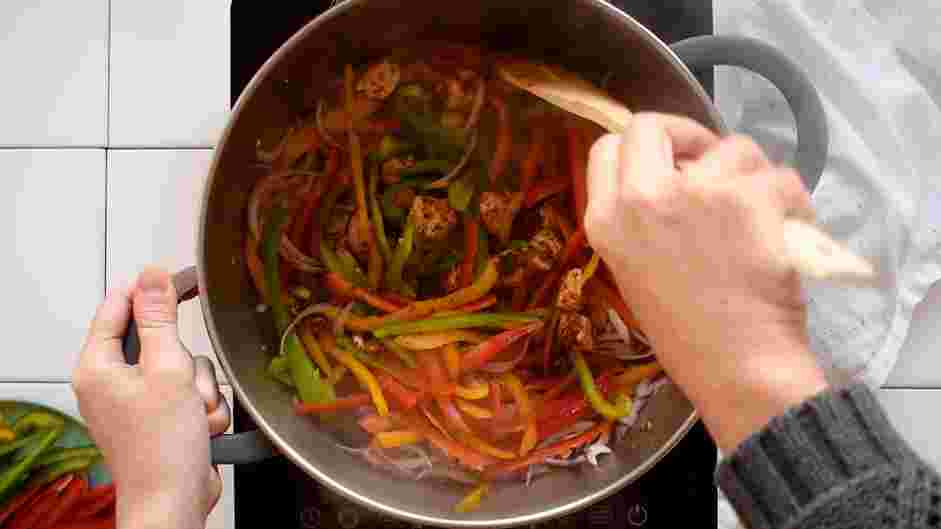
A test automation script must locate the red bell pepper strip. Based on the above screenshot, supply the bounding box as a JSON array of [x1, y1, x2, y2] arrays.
[[45, 516, 115, 529], [290, 185, 324, 249], [244, 236, 268, 303], [401, 413, 496, 471], [488, 94, 512, 185], [71, 484, 115, 520], [459, 216, 479, 288], [325, 272, 403, 313], [585, 277, 641, 330], [460, 322, 543, 374], [0, 484, 45, 526], [5, 478, 68, 529], [520, 126, 546, 198], [524, 176, 571, 208], [378, 373, 420, 410], [483, 421, 612, 479], [489, 380, 503, 417], [359, 413, 397, 434], [527, 228, 587, 309], [567, 124, 589, 228], [540, 371, 578, 405], [419, 349, 451, 396], [37, 476, 88, 529], [294, 393, 372, 415], [542, 311, 559, 373]]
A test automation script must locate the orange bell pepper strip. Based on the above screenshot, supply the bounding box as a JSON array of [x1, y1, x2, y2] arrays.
[[483, 421, 612, 479], [488, 94, 512, 185], [460, 323, 543, 374], [298, 322, 335, 382], [401, 413, 496, 471], [459, 217, 479, 288], [613, 362, 663, 392], [294, 393, 372, 415], [325, 272, 403, 313], [374, 430, 422, 449], [500, 373, 538, 456], [244, 236, 268, 303], [377, 373, 420, 410], [443, 344, 462, 380]]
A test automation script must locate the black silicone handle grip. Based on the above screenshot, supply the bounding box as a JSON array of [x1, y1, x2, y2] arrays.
[[121, 266, 276, 465]]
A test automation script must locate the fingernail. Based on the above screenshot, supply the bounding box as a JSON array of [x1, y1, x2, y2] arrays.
[[138, 267, 170, 296]]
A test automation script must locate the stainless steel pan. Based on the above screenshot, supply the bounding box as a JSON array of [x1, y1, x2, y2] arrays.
[[122, 1, 828, 526]]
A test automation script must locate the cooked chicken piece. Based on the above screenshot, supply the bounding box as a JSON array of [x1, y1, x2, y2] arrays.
[[539, 203, 573, 237], [443, 265, 462, 293], [479, 191, 517, 243], [345, 212, 371, 259], [527, 229, 563, 272], [558, 312, 594, 352], [357, 60, 401, 100], [382, 156, 416, 184], [557, 269, 585, 311], [441, 110, 465, 130], [409, 196, 458, 243]]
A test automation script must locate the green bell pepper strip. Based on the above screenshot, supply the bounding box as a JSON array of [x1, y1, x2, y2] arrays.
[[26, 455, 98, 489], [384, 212, 416, 294], [448, 176, 475, 212], [12, 411, 64, 436], [374, 135, 415, 163], [264, 204, 335, 405], [0, 427, 61, 501], [368, 163, 393, 263], [571, 350, 633, 420], [399, 111, 467, 161], [267, 355, 296, 387], [400, 160, 453, 181], [336, 250, 369, 288], [0, 431, 40, 458], [34, 446, 101, 468], [372, 312, 542, 339]]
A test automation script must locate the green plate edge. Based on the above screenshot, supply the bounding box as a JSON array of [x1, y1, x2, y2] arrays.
[[0, 400, 111, 487]]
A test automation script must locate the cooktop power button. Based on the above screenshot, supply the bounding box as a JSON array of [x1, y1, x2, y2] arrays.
[[628, 504, 648, 527]]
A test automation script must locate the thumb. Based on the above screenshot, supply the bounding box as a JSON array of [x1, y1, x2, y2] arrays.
[[133, 267, 185, 372]]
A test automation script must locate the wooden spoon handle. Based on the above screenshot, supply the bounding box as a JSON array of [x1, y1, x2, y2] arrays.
[[497, 62, 876, 283]]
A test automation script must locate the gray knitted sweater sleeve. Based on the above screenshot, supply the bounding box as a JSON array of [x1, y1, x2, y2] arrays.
[[716, 384, 941, 529]]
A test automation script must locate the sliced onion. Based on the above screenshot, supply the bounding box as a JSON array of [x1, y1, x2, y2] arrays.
[[333, 301, 355, 337], [279, 304, 333, 358], [247, 169, 323, 273], [535, 421, 596, 450], [600, 309, 654, 360], [425, 129, 478, 189], [480, 334, 532, 374], [525, 463, 551, 486], [426, 463, 478, 485], [317, 98, 344, 150], [608, 308, 633, 344], [545, 455, 586, 467]]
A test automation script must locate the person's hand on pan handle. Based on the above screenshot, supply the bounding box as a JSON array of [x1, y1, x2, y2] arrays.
[[584, 112, 828, 454], [73, 267, 230, 529]]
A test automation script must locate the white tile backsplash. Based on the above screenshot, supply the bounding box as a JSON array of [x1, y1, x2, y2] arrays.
[[878, 389, 941, 471], [0, 0, 108, 146], [0, 383, 235, 529], [106, 149, 223, 379], [886, 280, 941, 387], [109, 0, 230, 147], [0, 150, 105, 381]]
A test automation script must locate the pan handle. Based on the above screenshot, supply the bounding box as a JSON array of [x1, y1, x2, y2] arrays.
[[121, 266, 277, 465], [670, 35, 829, 191]]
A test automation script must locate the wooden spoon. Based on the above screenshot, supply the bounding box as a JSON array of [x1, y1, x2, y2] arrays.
[[498, 60, 876, 284]]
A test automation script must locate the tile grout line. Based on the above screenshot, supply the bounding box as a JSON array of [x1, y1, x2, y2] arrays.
[[106, 0, 111, 148]]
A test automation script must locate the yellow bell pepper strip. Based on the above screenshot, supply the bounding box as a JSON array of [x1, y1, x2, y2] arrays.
[[500, 373, 538, 456], [455, 399, 493, 419], [34, 446, 101, 468], [384, 210, 416, 294], [571, 350, 632, 420], [374, 430, 422, 449], [368, 163, 393, 263], [455, 482, 490, 513], [393, 330, 488, 351], [613, 361, 663, 392], [582, 252, 601, 283], [381, 339, 417, 369], [328, 340, 390, 417], [373, 312, 539, 339], [0, 426, 13, 444], [454, 380, 490, 400], [322, 257, 502, 333], [299, 322, 335, 380], [401, 412, 496, 471], [328, 365, 348, 385], [0, 431, 40, 458], [264, 203, 335, 405], [442, 344, 462, 380]]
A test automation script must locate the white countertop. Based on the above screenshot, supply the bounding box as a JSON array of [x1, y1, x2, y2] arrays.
[[0, 1, 937, 528]]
